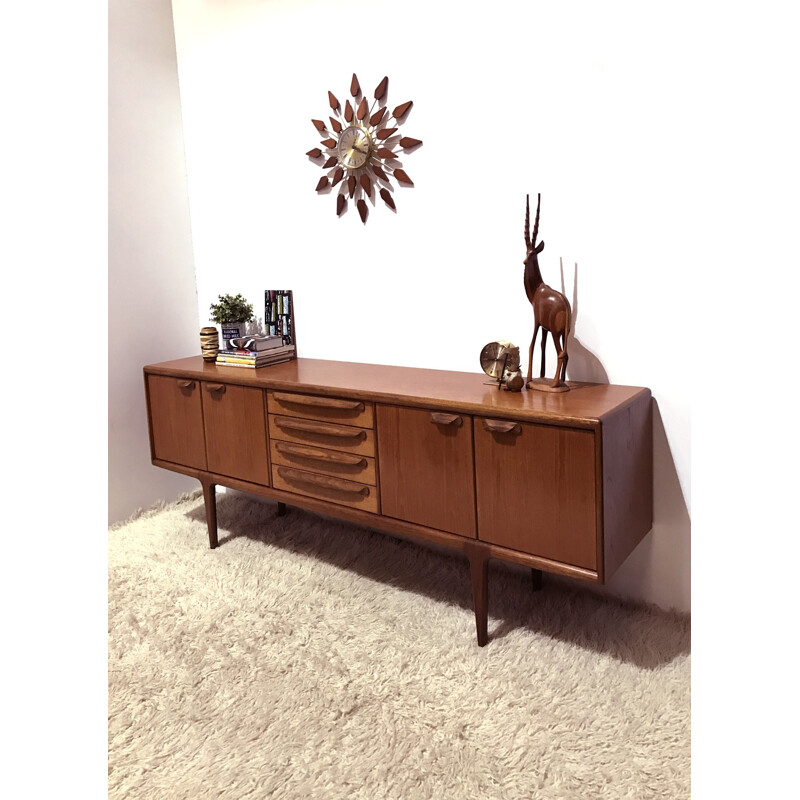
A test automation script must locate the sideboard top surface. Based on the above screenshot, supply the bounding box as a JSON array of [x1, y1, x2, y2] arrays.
[[144, 356, 649, 427]]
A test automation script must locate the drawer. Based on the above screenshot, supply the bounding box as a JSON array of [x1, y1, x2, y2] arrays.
[[272, 465, 379, 514], [270, 440, 377, 485], [268, 414, 375, 457], [267, 390, 374, 428]]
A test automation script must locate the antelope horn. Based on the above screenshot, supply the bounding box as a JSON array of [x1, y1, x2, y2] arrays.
[[532, 192, 541, 245], [524, 194, 530, 246]]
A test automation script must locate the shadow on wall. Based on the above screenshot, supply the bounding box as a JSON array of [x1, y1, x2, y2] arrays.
[[549, 400, 690, 613], [600, 398, 691, 611], [566, 260, 609, 384], [540, 261, 690, 612]]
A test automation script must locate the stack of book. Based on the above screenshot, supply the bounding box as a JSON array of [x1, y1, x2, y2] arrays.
[[265, 290, 294, 344], [215, 335, 296, 369]]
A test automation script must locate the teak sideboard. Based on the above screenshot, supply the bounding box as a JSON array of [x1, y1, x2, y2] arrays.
[[144, 356, 653, 646]]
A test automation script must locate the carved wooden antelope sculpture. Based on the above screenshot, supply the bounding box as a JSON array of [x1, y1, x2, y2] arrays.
[[523, 193, 572, 391]]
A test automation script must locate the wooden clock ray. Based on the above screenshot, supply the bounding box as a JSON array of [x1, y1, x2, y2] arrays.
[[306, 74, 423, 223]]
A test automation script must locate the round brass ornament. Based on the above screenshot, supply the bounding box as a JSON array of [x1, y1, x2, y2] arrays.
[[480, 341, 524, 392]]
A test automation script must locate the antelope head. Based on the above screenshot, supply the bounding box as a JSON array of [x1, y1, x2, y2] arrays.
[[524, 193, 545, 267]]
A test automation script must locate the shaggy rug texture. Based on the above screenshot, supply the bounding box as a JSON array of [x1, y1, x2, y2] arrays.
[[108, 491, 690, 799]]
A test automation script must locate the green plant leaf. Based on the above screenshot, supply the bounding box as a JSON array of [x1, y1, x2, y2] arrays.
[[209, 293, 254, 324]]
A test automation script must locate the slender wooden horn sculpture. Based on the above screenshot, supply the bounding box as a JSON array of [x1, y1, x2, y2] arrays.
[[522, 194, 572, 392]]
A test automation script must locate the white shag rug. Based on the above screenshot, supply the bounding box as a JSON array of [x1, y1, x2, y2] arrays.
[[108, 491, 690, 799]]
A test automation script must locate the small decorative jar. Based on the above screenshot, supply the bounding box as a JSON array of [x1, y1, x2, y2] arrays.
[[200, 327, 219, 361]]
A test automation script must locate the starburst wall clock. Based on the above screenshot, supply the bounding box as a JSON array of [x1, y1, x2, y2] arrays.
[[306, 74, 422, 223]]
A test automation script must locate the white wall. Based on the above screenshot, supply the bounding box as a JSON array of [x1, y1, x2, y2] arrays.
[[170, 0, 693, 612], [101, 2, 800, 787], [108, 0, 200, 523]]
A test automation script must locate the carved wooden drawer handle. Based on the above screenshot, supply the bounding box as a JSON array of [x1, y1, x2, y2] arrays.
[[273, 392, 365, 412], [482, 419, 521, 435], [177, 380, 195, 390], [275, 417, 367, 440], [278, 466, 370, 496], [206, 383, 226, 394], [430, 412, 463, 427], [275, 441, 367, 468]]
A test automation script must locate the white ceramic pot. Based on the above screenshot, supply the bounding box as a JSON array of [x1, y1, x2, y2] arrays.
[[218, 320, 250, 349]]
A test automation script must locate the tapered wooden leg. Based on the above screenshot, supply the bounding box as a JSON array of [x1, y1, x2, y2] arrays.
[[277, 502, 287, 516], [531, 568, 543, 592], [201, 479, 218, 549], [465, 542, 490, 647]]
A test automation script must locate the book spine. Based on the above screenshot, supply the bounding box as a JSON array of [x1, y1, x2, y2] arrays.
[[215, 359, 289, 367], [216, 352, 294, 365], [222, 346, 287, 355], [228, 338, 283, 351], [222, 345, 293, 354], [217, 347, 295, 362], [214, 361, 259, 368], [216, 356, 262, 364], [264, 290, 293, 346], [215, 357, 293, 369]]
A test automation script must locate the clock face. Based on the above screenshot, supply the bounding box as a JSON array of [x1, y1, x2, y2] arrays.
[[337, 126, 372, 169], [306, 74, 423, 223], [480, 341, 521, 379]]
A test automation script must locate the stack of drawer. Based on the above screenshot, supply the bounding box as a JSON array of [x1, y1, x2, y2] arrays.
[[267, 390, 379, 513]]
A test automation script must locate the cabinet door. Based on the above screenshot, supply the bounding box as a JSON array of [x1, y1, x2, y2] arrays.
[[377, 405, 476, 537], [147, 375, 207, 470], [474, 419, 597, 570], [202, 382, 269, 485]]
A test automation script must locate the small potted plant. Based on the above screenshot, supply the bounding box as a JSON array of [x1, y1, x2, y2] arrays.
[[209, 293, 255, 347]]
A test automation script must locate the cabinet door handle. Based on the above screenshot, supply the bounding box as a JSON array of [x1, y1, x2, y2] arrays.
[[430, 412, 463, 427], [482, 419, 521, 435], [275, 441, 367, 468], [273, 392, 364, 412], [277, 466, 370, 496], [177, 380, 195, 390], [275, 417, 366, 441], [206, 383, 226, 395]]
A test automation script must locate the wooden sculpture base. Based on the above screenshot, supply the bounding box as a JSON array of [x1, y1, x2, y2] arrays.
[[527, 378, 570, 393]]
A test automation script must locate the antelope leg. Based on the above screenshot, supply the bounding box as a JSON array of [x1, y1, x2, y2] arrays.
[[528, 324, 540, 383], [540, 330, 548, 378]]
